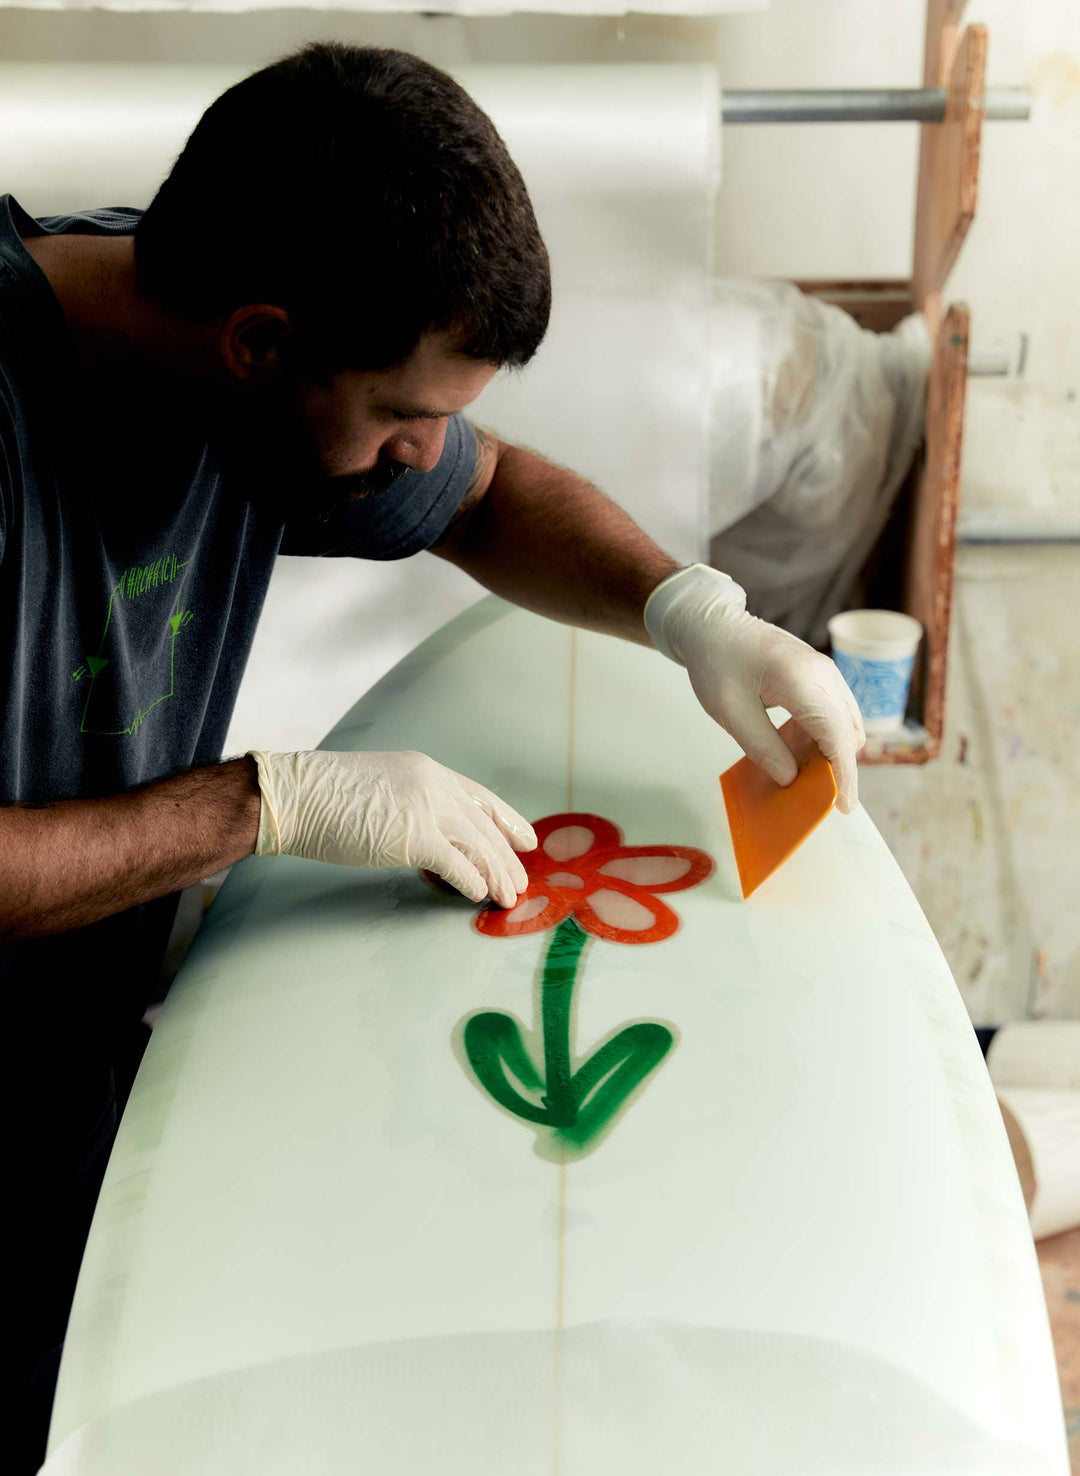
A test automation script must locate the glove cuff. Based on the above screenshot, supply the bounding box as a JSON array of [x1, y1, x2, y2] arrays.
[[643, 563, 746, 665], [246, 749, 285, 857]]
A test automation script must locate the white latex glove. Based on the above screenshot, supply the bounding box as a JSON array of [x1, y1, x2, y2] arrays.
[[246, 749, 537, 907], [644, 564, 867, 813]]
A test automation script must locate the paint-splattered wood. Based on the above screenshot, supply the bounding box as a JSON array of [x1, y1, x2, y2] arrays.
[[900, 303, 969, 763], [749, 6, 990, 764], [913, 20, 987, 338], [790, 286, 968, 767], [795, 280, 915, 335], [912, 0, 967, 334]]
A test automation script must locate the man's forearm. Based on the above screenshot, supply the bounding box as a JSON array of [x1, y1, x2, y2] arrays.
[[433, 440, 679, 646], [0, 758, 262, 943]]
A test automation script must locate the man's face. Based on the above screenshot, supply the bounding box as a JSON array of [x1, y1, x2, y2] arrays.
[[212, 328, 499, 523]]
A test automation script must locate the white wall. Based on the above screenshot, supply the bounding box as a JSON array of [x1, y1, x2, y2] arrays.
[[948, 0, 1080, 528]]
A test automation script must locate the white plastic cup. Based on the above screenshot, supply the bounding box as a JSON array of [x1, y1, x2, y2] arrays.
[[826, 609, 923, 734]]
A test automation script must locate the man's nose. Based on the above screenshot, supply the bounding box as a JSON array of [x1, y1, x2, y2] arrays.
[[383, 420, 449, 475]]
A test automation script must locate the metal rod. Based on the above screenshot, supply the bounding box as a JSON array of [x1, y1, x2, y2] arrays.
[[968, 347, 1014, 377], [957, 514, 1080, 545], [722, 87, 1030, 123]]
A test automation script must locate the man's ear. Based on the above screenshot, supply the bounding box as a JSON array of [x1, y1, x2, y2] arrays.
[[220, 305, 291, 381]]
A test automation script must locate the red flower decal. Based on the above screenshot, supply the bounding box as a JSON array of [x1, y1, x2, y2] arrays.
[[476, 812, 713, 945]]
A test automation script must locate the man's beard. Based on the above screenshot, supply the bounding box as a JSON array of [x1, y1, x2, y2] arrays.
[[306, 454, 409, 526], [206, 378, 409, 525]]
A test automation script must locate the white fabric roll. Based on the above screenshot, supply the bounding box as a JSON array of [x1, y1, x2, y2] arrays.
[[989, 1024, 1080, 1240], [0, 65, 237, 216], [455, 63, 720, 569], [988, 1020, 1080, 1091], [995, 1087, 1080, 1241], [4, 0, 766, 14]]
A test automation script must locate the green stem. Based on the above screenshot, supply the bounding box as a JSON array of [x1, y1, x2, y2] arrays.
[[540, 916, 591, 1128], [461, 912, 675, 1156]]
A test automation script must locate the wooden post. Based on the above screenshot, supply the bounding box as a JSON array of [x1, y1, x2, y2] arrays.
[[913, 10, 987, 337], [903, 303, 969, 760]]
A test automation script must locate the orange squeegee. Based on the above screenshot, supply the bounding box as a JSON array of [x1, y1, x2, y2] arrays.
[[720, 717, 838, 899]]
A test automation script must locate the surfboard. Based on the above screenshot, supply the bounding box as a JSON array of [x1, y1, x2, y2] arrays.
[[43, 597, 1068, 1476]]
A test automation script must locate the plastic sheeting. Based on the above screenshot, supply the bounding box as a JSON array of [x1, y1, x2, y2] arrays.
[[708, 279, 932, 649], [43, 601, 1069, 1475]]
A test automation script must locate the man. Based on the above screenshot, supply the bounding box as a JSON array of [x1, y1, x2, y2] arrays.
[[1, 41, 864, 1468]]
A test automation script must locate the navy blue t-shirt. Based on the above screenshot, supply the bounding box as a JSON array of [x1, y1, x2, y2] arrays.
[[0, 193, 476, 1154]]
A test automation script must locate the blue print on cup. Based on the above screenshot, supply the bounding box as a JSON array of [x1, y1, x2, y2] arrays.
[[833, 650, 916, 723]]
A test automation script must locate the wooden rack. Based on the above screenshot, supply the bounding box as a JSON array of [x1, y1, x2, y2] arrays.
[[789, 0, 1001, 764]]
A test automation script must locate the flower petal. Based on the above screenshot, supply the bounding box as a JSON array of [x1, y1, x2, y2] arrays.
[[587, 888, 657, 932], [544, 871, 586, 890], [475, 889, 571, 938], [574, 882, 680, 945], [534, 812, 622, 863], [594, 846, 713, 894], [542, 826, 597, 862], [506, 894, 553, 924], [598, 856, 691, 886]]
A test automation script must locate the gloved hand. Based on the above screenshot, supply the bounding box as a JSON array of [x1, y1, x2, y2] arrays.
[[644, 564, 867, 813], [245, 749, 537, 907]]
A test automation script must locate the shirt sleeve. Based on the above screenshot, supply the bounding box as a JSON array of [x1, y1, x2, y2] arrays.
[[0, 391, 14, 570], [277, 413, 477, 561]]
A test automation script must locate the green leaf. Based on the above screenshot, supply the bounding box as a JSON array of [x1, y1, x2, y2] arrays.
[[561, 1022, 674, 1150], [463, 1012, 551, 1125]]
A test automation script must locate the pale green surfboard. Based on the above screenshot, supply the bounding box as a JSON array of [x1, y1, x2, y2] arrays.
[[44, 598, 1067, 1476]]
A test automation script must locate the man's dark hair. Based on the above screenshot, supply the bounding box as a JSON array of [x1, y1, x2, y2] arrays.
[[134, 42, 551, 380]]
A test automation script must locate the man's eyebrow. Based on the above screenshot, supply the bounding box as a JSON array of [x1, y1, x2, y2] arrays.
[[385, 404, 453, 420]]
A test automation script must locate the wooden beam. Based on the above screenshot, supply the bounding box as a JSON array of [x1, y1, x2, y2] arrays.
[[923, 0, 968, 91], [903, 303, 969, 759], [795, 280, 915, 334], [913, 23, 987, 336]]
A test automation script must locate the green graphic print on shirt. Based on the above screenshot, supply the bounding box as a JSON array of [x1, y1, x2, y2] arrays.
[[72, 551, 195, 738]]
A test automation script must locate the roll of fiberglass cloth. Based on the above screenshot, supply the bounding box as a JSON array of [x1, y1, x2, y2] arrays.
[[0, 61, 721, 753], [989, 1021, 1080, 1240], [451, 64, 721, 570]]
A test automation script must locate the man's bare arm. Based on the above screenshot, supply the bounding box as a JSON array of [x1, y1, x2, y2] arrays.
[[432, 426, 678, 645], [0, 758, 262, 943], [433, 422, 865, 812]]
